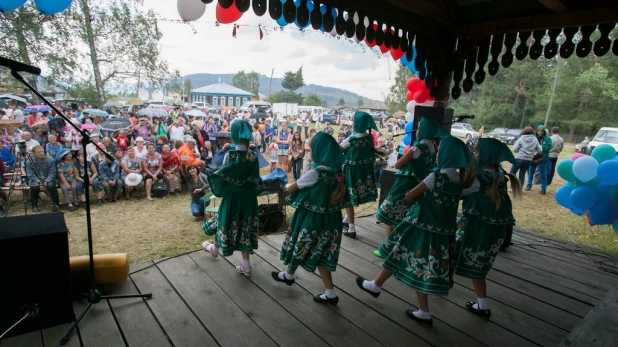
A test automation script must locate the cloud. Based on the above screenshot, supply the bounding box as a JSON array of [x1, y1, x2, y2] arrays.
[[286, 47, 308, 59]]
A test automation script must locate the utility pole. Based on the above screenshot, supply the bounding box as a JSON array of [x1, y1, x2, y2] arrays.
[[544, 57, 560, 127], [268, 68, 274, 97]]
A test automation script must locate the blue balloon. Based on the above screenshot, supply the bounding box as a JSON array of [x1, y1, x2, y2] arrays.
[[404, 121, 414, 133], [402, 134, 411, 146], [570, 186, 596, 211], [613, 220, 618, 232], [34, 0, 72, 15], [570, 208, 585, 216], [596, 183, 612, 203], [555, 185, 574, 209], [589, 202, 617, 225], [294, 0, 311, 28], [307, 0, 314, 11], [0, 0, 26, 12], [598, 160, 618, 185], [276, 15, 288, 26], [400, 55, 412, 67], [572, 155, 599, 182], [319, 3, 326, 14]]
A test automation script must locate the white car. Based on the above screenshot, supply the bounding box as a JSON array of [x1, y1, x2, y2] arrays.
[[450, 123, 476, 140], [147, 101, 170, 109], [588, 127, 618, 153]]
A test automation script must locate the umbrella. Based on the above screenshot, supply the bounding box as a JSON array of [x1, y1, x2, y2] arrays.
[[186, 109, 207, 118], [0, 119, 22, 128], [126, 99, 143, 105], [0, 94, 27, 103], [83, 109, 109, 117], [63, 123, 98, 131], [99, 117, 132, 132], [24, 105, 52, 114], [249, 112, 268, 120], [103, 101, 123, 108], [138, 108, 168, 118]]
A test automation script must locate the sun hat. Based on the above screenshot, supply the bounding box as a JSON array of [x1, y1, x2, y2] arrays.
[[57, 148, 72, 162], [135, 136, 145, 142], [124, 173, 143, 187]]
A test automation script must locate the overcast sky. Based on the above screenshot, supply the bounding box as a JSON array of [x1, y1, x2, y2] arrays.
[[142, 0, 395, 100]]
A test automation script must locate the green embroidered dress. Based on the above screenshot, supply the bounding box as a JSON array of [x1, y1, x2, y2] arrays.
[[382, 172, 463, 296], [376, 143, 435, 255], [203, 150, 265, 257], [280, 167, 348, 273], [455, 170, 515, 279], [343, 135, 377, 205]]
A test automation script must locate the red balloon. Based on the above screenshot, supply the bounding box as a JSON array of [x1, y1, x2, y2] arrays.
[[390, 48, 404, 60], [216, 3, 243, 24], [414, 89, 429, 104], [406, 78, 423, 93], [379, 44, 389, 54], [404, 145, 411, 154], [406, 90, 414, 101]]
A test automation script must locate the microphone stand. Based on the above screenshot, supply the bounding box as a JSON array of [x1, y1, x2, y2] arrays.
[[8, 70, 152, 345]]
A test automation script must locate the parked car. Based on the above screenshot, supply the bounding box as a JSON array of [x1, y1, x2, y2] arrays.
[[588, 127, 618, 154], [450, 123, 476, 140], [500, 129, 523, 145], [322, 113, 338, 124], [487, 128, 509, 139]]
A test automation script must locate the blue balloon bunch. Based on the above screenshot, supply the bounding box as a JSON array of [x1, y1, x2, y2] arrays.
[[554, 144, 618, 231], [397, 121, 414, 155], [0, 0, 72, 14]]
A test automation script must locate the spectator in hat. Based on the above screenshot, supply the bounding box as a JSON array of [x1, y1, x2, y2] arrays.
[[134, 136, 148, 159], [121, 146, 143, 199], [142, 143, 164, 201], [98, 151, 122, 203]]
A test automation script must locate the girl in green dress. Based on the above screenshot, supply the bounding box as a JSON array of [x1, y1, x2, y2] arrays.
[[272, 132, 348, 306], [455, 138, 521, 320], [202, 120, 266, 276], [342, 111, 380, 238], [374, 118, 446, 258], [356, 135, 475, 327]]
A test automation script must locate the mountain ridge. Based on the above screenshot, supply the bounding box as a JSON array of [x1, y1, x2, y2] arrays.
[[183, 73, 376, 107]]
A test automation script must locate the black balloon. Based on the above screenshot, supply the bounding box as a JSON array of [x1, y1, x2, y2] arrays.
[[253, 0, 266, 16], [218, 0, 233, 9], [201, 0, 214, 3], [375, 21, 384, 46], [269, 0, 282, 20], [335, 10, 345, 36], [355, 21, 365, 41], [236, 0, 250, 12], [322, 6, 335, 32], [310, 5, 323, 30], [282, 0, 296, 23], [345, 13, 355, 38], [296, 0, 309, 27]]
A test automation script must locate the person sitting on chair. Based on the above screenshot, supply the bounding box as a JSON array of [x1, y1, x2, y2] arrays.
[[27, 145, 60, 212]]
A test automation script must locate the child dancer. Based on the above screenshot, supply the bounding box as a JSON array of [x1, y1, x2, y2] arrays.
[[374, 118, 446, 258], [342, 111, 379, 238], [356, 135, 474, 327], [455, 138, 521, 319], [272, 132, 348, 305], [202, 120, 266, 276]]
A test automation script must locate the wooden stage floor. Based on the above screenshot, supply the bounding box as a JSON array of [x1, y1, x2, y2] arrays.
[[2, 215, 618, 347]]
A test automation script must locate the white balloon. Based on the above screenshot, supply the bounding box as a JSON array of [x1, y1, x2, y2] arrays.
[[406, 101, 417, 113], [353, 12, 359, 24], [330, 26, 338, 36], [138, 89, 149, 101], [177, 0, 206, 22], [405, 112, 413, 123], [363, 16, 369, 27], [343, 12, 348, 21], [422, 101, 435, 107]]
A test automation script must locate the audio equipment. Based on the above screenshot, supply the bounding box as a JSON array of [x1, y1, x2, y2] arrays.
[[0, 213, 74, 339], [379, 168, 398, 205]]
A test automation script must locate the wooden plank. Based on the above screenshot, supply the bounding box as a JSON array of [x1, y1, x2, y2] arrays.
[[222, 248, 383, 347], [260, 235, 485, 347], [340, 229, 566, 347], [130, 262, 216, 347], [157, 255, 277, 347], [103, 278, 171, 347], [559, 285, 618, 347], [0, 331, 43, 347], [70, 297, 125, 347], [188, 251, 327, 347]]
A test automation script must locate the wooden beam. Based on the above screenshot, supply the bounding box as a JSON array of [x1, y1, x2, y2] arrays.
[[538, 0, 567, 12], [382, 0, 451, 24], [457, 5, 618, 35]]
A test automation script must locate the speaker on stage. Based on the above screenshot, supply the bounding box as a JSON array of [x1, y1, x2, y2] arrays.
[[413, 106, 454, 141], [0, 213, 74, 339], [379, 168, 398, 205]]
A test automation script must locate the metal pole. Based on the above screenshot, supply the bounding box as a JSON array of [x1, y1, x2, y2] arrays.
[[268, 68, 274, 97], [544, 58, 560, 127]]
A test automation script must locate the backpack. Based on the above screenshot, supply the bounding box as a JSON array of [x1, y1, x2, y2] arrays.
[[151, 182, 168, 197]]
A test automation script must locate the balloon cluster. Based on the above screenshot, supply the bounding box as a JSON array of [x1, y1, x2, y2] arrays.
[[554, 144, 618, 231], [405, 77, 433, 104], [0, 0, 72, 14]]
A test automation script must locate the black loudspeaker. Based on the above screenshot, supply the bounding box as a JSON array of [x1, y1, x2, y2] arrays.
[[411, 106, 454, 144], [379, 168, 398, 205], [0, 213, 74, 339]]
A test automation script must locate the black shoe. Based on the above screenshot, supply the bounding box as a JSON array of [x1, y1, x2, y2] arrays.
[[32, 205, 39, 213], [465, 301, 491, 320], [343, 229, 356, 239], [540, 190, 546, 195], [355, 276, 380, 298], [524, 186, 531, 191], [313, 294, 339, 306], [405, 310, 433, 327], [52, 205, 60, 212], [271, 271, 295, 286]]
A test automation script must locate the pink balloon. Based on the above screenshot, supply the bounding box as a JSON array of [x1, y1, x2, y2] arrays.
[[571, 153, 584, 161], [586, 211, 595, 226]]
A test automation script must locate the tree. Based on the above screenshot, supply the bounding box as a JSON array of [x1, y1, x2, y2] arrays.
[[281, 66, 305, 91], [67, 79, 107, 106], [268, 90, 303, 104], [75, 0, 170, 107], [246, 71, 260, 97], [303, 93, 323, 106], [385, 65, 415, 114], [338, 97, 346, 106], [357, 96, 364, 107], [232, 71, 248, 90]]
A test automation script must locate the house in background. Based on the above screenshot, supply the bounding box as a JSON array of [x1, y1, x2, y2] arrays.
[[190, 81, 252, 108], [362, 101, 389, 114]]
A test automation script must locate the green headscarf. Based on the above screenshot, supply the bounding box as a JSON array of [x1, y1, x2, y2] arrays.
[[353, 111, 378, 133], [417, 117, 448, 141], [231, 120, 253, 144], [536, 124, 547, 140], [437, 135, 470, 169], [310, 132, 344, 171], [477, 138, 516, 167]]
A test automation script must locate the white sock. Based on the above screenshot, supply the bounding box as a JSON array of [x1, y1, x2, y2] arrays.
[[242, 259, 251, 268], [362, 280, 380, 293], [343, 215, 349, 223], [278, 271, 294, 280], [324, 288, 337, 298], [475, 297, 489, 310], [412, 309, 431, 319], [348, 224, 356, 233]]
